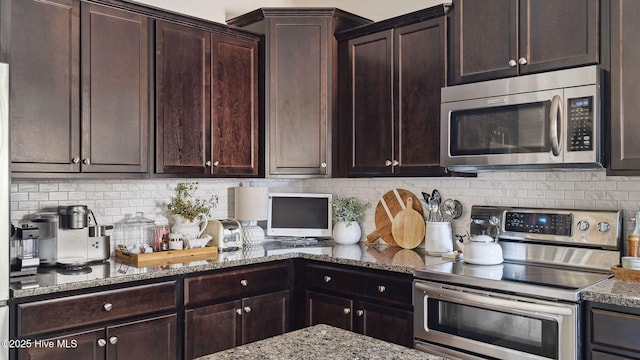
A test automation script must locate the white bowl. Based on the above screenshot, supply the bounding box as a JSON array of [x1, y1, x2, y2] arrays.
[[621, 256, 640, 269]]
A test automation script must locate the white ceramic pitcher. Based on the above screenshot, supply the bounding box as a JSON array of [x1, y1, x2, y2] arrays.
[[172, 213, 208, 240]]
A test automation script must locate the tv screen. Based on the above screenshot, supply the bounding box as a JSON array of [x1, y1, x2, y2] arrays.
[[267, 193, 332, 238]]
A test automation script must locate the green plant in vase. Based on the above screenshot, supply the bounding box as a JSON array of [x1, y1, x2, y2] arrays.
[[331, 196, 369, 244], [167, 182, 218, 240]]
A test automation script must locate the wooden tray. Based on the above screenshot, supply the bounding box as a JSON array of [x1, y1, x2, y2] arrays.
[[611, 265, 640, 282], [115, 246, 218, 267]]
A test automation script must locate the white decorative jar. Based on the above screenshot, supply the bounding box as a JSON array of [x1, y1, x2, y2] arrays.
[[332, 221, 362, 245], [171, 214, 208, 240]]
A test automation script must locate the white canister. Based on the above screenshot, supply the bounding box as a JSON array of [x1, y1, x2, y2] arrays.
[[424, 221, 453, 256]]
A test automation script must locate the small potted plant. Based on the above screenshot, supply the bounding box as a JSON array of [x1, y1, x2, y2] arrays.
[[331, 196, 369, 245], [167, 182, 218, 239]]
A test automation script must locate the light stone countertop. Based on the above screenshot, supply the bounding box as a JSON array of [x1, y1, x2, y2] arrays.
[[195, 324, 447, 360], [10, 241, 446, 298], [581, 278, 640, 308]]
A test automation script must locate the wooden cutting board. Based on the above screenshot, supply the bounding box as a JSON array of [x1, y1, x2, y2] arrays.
[[391, 197, 426, 249], [366, 189, 424, 246]]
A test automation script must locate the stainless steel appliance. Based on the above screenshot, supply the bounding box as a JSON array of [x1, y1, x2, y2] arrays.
[[205, 219, 243, 251], [441, 65, 603, 171], [413, 206, 622, 360], [0, 63, 9, 360]]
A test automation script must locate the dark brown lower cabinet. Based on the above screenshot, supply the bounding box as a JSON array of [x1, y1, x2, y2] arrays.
[[17, 314, 177, 360], [585, 301, 640, 359], [184, 290, 289, 359], [305, 291, 413, 347]]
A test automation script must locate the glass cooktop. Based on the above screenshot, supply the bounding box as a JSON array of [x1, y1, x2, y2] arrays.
[[414, 259, 612, 302]]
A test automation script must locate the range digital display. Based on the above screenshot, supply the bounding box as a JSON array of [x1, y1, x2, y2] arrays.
[[505, 212, 572, 236]]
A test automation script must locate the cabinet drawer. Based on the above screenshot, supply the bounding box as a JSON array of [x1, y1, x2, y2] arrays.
[[591, 308, 640, 353], [185, 262, 288, 306], [18, 281, 177, 337], [304, 264, 411, 306]]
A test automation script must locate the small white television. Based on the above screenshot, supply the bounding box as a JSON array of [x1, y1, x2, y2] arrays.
[[266, 193, 332, 238]]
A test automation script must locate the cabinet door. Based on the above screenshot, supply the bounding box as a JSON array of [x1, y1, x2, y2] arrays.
[[106, 314, 177, 360], [355, 301, 413, 347], [267, 17, 329, 177], [242, 290, 289, 345], [394, 18, 447, 176], [449, 0, 517, 84], [211, 33, 259, 176], [305, 291, 353, 331], [184, 300, 242, 359], [17, 328, 104, 360], [80, 3, 149, 173], [519, 0, 599, 75], [347, 30, 394, 176], [2, 0, 81, 172], [156, 20, 211, 174], [608, 0, 640, 172]]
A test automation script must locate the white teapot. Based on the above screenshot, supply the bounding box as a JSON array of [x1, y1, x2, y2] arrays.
[[172, 214, 208, 240], [457, 230, 504, 265]]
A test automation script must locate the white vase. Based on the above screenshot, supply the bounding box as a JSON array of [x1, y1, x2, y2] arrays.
[[172, 214, 208, 240], [332, 221, 362, 245]]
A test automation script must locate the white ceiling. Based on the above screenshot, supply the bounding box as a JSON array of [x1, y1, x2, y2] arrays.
[[130, 0, 447, 23]]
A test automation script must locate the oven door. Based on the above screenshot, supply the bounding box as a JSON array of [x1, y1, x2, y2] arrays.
[[413, 280, 578, 360]]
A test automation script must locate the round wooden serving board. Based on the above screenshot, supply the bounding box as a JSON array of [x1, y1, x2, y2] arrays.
[[365, 189, 424, 246]]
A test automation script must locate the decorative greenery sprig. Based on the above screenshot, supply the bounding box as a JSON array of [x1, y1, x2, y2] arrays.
[[167, 182, 218, 222], [331, 196, 369, 223]]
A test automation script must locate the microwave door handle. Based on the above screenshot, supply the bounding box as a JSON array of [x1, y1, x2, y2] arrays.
[[549, 95, 563, 156]]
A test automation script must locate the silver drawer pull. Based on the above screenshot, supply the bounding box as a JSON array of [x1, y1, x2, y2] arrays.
[[378, 285, 386, 293], [343, 308, 351, 315], [109, 336, 118, 345], [240, 279, 248, 286], [236, 308, 242, 315], [103, 303, 113, 311], [244, 306, 252, 313], [356, 310, 364, 317], [97, 339, 106, 347], [324, 276, 331, 283]]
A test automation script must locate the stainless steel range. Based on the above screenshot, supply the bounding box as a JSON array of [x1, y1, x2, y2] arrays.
[[413, 205, 622, 360]]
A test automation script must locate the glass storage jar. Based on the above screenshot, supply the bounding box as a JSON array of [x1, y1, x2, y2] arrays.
[[124, 212, 155, 252]]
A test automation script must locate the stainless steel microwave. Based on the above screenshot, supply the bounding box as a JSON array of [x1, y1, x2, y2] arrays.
[[441, 65, 603, 172]]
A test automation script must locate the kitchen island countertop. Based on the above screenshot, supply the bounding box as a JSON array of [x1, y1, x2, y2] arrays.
[[582, 278, 640, 308], [195, 324, 447, 360]]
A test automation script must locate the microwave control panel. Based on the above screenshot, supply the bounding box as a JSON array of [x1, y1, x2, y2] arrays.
[[567, 96, 593, 152]]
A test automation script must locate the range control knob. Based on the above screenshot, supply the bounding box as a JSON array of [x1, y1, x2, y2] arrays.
[[576, 220, 590, 232], [597, 222, 611, 233]]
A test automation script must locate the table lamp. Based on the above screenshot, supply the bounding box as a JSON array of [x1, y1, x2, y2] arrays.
[[234, 186, 269, 245]]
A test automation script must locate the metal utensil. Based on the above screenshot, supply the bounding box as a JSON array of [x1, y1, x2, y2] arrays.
[[442, 199, 456, 222], [427, 198, 440, 222]]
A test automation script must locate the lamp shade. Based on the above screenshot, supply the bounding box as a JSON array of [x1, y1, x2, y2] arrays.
[[234, 186, 269, 221]]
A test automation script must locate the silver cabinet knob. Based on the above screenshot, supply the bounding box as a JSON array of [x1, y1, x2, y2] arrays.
[[320, 162, 327, 168], [240, 279, 248, 286], [205, 160, 212, 167], [508, 59, 517, 67], [71, 157, 80, 164], [385, 160, 392, 167], [343, 308, 351, 315], [323, 275, 331, 283], [103, 303, 113, 311], [97, 339, 106, 347], [356, 310, 364, 317], [378, 285, 386, 293], [82, 158, 90, 165], [244, 306, 252, 313], [109, 336, 118, 345], [236, 308, 242, 315], [392, 160, 399, 166], [518, 57, 528, 65], [212, 160, 219, 167]]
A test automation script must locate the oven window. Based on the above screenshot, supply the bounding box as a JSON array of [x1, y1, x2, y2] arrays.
[[450, 101, 551, 156], [427, 299, 558, 359]]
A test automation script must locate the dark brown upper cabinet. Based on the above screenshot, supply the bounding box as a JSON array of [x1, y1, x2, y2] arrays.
[[607, 0, 640, 174], [2, 0, 150, 176], [449, 0, 600, 85], [228, 8, 371, 178], [155, 20, 259, 176], [337, 6, 451, 177]]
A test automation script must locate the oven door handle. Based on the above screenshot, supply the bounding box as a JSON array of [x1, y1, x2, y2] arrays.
[[415, 282, 573, 317]]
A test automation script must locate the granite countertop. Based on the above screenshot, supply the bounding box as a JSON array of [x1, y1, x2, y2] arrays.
[[10, 240, 447, 298], [195, 324, 447, 360], [582, 278, 640, 308]]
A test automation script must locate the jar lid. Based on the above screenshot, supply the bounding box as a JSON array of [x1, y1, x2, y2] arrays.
[[124, 211, 155, 225]]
